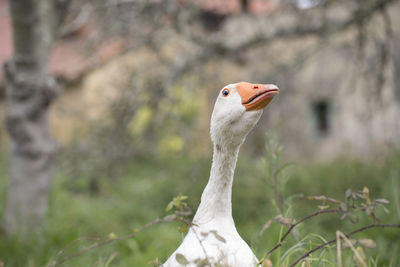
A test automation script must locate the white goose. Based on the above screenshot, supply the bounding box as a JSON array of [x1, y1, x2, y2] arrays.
[[164, 82, 279, 267]]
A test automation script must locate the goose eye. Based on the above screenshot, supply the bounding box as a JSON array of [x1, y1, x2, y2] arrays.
[[222, 89, 230, 97]]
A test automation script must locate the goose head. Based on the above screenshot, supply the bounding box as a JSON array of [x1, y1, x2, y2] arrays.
[[210, 82, 279, 147]]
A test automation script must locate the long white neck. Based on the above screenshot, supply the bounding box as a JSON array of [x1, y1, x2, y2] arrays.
[[193, 143, 241, 224]]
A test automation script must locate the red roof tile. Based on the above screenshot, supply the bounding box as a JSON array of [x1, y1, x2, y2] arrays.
[[0, 0, 126, 85], [0, 0, 13, 83], [197, 0, 278, 14]]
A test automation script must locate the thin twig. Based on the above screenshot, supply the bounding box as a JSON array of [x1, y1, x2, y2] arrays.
[[190, 224, 211, 262], [281, 209, 341, 242], [259, 209, 340, 263], [48, 237, 100, 266], [289, 223, 400, 267], [48, 214, 178, 267]]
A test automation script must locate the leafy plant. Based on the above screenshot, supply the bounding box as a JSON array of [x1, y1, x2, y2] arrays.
[[258, 134, 399, 267]]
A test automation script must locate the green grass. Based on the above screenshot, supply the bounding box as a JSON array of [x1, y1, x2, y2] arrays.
[[0, 151, 399, 266]]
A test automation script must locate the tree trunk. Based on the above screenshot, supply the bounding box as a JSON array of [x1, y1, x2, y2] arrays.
[[3, 0, 59, 235]]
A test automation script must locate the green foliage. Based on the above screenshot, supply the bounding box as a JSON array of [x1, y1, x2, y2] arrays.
[[0, 149, 399, 266], [165, 194, 189, 212], [255, 136, 400, 267], [175, 253, 189, 265], [259, 133, 294, 214]]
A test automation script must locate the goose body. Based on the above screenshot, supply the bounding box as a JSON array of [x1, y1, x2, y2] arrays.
[[164, 82, 279, 267]]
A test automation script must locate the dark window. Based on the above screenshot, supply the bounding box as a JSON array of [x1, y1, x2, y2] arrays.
[[198, 11, 226, 32], [241, 0, 249, 12], [311, 100, 331, 136]]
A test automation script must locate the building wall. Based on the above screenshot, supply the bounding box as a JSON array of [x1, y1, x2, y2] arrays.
[[254, 10, 400, 161]]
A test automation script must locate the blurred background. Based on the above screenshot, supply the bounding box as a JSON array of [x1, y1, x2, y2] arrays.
[[0, 0, 399, 266]]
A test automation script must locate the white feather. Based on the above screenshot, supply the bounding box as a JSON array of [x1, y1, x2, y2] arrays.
[[164, 83, 263, 267]]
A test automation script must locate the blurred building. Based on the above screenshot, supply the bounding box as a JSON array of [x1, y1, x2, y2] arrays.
[[1, 0, 399, 161]]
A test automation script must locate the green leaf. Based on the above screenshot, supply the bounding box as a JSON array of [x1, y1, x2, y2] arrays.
[[363, 186, 371, 204], [308, 195, 327, 202], [148, 258, 162, 266], [108, 232, 117, 239], [340, 202, 348, 212], [350, 214, 359, 223], [165, 201, 174, 212], [210, 230, 226, 243], [179, 224, 188, 233], [375, 198, 390, 204], [382, 206, 390, 214], [345, 188, 352, 199], [362, 186, 369, 195], [366, 206, 373, 216], [358, 239, 376, 248], [200, 232, 209, 237], [163, 214, 177, 222], [318, 205, 330, 210], [175, 253, 189, 264]]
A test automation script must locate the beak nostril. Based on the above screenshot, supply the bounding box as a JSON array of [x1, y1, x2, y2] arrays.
[[253, 85, 258, 89]]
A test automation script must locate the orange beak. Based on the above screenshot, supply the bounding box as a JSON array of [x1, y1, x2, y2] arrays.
[[236, 82, 279, 111]]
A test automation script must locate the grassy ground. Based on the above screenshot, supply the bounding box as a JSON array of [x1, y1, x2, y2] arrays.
[[0, 151, 399, 266]]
